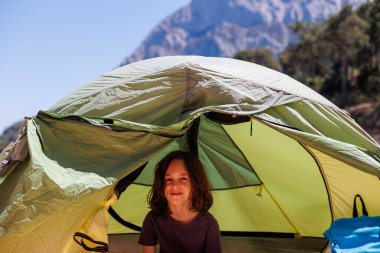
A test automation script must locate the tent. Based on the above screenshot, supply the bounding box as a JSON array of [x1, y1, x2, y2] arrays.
[[1, 56, 379, 253]]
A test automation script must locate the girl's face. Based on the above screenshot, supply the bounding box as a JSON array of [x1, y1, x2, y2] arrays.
[[164, 159, 192, 209]]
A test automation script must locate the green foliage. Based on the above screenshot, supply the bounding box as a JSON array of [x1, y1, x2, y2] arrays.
[[280, 3, 379, 107], [280, 22, 332, 91], [322, 5, 369, 106], [356, 0, 380, 94], [233, 48, 280, 71]]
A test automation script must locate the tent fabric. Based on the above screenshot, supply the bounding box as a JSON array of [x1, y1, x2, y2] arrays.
[[1, 56, 380, 253], [108, 234, 328, 253], [46, 56, 379, 176]]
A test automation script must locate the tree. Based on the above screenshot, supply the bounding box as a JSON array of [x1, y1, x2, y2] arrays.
[[233, 48, 280, 71], [280, 22, 330, 90], [322, 5, 369, 107], [356, 0, 380, 94]]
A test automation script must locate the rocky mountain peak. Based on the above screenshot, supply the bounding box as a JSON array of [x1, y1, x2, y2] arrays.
[[121, 0, 367, 65]]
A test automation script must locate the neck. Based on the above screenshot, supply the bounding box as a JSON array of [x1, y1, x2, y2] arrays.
[[168, 204, 199, 224]]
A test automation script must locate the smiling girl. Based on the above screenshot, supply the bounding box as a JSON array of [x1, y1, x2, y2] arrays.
[[138, 151, 222, 253]]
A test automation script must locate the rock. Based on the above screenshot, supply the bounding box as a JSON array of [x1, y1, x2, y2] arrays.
[[120, 0, 367, 65]]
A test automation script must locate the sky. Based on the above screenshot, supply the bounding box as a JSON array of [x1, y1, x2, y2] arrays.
[[0, 0, 191, 134]]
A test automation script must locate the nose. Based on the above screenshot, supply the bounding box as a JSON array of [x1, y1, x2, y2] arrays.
[[172, 180, 180, 188], [168, 179, 182, 189]]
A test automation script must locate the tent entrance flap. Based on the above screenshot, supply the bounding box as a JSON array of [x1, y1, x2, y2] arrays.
[[132, 113, 261, 189], [110, 117, 330, 236]]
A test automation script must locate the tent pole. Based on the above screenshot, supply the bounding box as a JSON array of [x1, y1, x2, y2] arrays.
[[262, 184, 301, 237]]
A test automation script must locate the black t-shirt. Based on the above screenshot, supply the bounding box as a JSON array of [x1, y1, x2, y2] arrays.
[[138, 211, 222, 253]]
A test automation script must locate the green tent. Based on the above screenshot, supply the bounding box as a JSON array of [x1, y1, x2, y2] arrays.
[[1, 56, 379, 253]]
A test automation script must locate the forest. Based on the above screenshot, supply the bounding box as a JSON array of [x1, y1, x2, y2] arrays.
[[234, 1, 380, 142]]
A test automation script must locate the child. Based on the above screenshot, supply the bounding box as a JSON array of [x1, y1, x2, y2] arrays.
[[138, 151, 222, 253]]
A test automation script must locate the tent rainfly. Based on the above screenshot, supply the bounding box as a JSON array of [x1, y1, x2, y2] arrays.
[[1, 56, 379, 253]]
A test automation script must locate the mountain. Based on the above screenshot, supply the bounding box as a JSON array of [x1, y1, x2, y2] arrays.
[[0, 121, 22, 151], [121, 0, 367, 65]]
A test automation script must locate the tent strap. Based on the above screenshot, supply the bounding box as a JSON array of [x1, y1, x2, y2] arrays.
[[187, 117, 200, 156], [353, 194, 368, 217], [107, 163, 147, 232], [73, 232, 108, 252], [114, 162, 148, 196], [108, 206, 142, 232]]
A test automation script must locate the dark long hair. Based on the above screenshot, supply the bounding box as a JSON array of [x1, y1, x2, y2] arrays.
[[148, 151, 213, 215]]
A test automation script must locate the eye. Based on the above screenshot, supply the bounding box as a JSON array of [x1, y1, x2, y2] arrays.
[[165, 178, 173, 183]]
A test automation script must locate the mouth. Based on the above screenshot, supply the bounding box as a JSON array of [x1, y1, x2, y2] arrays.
[[170, 192, 182, 196]]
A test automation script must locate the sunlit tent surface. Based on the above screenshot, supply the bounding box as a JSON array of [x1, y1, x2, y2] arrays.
[[1, 56, 379, 253]]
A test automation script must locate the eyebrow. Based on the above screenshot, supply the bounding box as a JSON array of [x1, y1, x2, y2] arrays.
[[165, 173, 189, 177]]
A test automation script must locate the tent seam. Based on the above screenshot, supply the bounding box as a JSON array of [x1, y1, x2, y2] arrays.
[[301, 144, 335, 222]]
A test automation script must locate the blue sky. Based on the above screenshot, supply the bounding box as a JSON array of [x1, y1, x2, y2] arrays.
[[0, 0, 190, 134]]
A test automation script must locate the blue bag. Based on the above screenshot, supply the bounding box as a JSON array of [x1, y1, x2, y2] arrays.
[[323, 195, 380, 253]]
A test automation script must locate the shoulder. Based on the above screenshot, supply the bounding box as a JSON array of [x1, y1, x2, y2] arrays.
[[203, 211, 218, 221], [199, 211, 219, 226], [147, 210, 168, 218], [145, 210, 154, 218], [142, 211, 157, 225], [146, 210, 165, 218], [143, 210, 153, 220], [144, 210, 168, 224], [139, 211, 159, 246], [202, 212, 222, 252]]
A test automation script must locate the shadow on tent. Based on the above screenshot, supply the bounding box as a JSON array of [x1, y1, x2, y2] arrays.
[[108, 234, 327, 253]]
